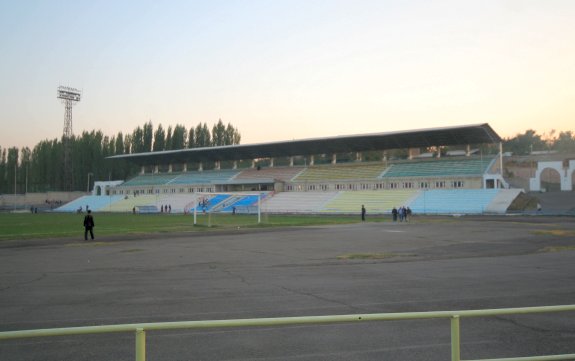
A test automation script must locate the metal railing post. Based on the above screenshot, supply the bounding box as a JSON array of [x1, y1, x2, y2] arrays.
[[451, 315, 461, 361], [135, 328, 146, 361]]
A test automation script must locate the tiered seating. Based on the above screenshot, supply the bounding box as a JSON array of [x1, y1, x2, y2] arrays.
[[234, 167, 305, 182], [321, 190, 418, 213], [409, 189, 500, 214], [381, 158, 494, 178], [484, 189, 522, 214], [106, 195, 158, 213], [55, 195, 125, 212], [294, 163, 387, 182], [169, 170, 240, 184], [220, 195, 261, 212], [262, 192, 339, 213], [136, 205, 159, 214], [121, 173, 179, 186], [193, 194, 231, 212], [153, 194, 197, 213]]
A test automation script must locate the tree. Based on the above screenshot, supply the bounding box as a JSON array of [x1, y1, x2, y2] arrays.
[[503, 130, 546, 155], [552, 131, 575, 153], [131, 126, 144, 154], [124, 134, 132, 154], [212, 119, 226, 146], [0, 147, 6, 193], [7, 147, 19, 193], [153, 125, 166, 151], [225, 123, 241, 145], [187, 127, 195, 148], [195, 123, 211, 147], [165, 126, 173, 150], [143, 121, 153, 152], [171, 124, 187, 150], [20, 147, 31, 193], [115, 132, 124, 155]]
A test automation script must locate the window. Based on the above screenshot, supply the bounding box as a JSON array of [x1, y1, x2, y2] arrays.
[[451, 181, 464, 188]]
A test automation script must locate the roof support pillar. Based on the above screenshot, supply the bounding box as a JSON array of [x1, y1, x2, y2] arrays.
[[270, 158, 274, 167], [140, 166, 145, 175], [466, 145, 471, 156], [356, 152, 362, 162], [183, 163, 187, 172], [154, 165, 159, 174], [215, 161, 220, 170], [408, 148, 420, 160], [289, 157, 294, 167], [251, 160, 256, 168], [198, 162, 203, 171], [383, 151, 387, 161], [436, 146, 441, 158], [233, 161, 238, 169], [310, 155, 314, 166], [332, 153, 337, 164], [168, 164, 173, 173]]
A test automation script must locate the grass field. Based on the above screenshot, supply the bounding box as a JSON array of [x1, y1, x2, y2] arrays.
[[0, 212, 379, 241]]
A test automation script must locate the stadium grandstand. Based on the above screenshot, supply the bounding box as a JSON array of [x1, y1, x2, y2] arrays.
[[55, 123, 528, 215]]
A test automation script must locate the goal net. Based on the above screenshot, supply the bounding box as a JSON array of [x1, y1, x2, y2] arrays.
[[184, 192, 266, 227]]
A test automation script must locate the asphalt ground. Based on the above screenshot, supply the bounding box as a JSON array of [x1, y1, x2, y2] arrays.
[[1, 216, 575, 361]]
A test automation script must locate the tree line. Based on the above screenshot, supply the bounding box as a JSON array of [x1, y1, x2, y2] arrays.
[[0, 119, 241, 193], [1, 127, 574, 194], [502, 129, 575, 155]]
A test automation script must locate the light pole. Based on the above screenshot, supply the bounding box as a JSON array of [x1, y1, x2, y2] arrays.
[[87, 172, 93, 193]]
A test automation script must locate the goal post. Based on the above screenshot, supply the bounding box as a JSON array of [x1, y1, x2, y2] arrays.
[[187, 192, 265, 226]]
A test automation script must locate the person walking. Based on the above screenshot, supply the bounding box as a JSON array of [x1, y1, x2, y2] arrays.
[[392, 207, 398, 222], [83, 210, 95, 240], [361, 205, 366, 221]]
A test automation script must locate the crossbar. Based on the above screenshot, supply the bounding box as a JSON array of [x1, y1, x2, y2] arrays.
[[1, 304, 574, 361]]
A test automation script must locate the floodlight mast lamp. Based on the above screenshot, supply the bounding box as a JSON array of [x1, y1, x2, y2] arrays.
[[57, 86, 81, 191], [57, 86, 82, 138]]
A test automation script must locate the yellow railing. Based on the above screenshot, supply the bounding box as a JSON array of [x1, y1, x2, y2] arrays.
[[1, 305, 574, 361]]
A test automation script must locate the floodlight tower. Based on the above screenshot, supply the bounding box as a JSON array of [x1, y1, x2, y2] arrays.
[[57, 86, 82, 191]]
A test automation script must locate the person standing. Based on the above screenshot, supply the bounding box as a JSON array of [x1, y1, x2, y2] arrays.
[[83, 210, 95, 241], [392, 207, 398, 222], [361, 205, 366, 221]]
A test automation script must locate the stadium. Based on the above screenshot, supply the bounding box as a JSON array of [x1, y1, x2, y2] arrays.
[[3, 123, 575, 361], [49, 123, 575, 216]]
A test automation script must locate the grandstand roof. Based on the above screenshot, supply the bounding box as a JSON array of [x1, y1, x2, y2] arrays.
[[107, 123, 501, 166]]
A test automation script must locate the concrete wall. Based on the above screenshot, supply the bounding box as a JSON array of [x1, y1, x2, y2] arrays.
[[0, 192, 86, 207]]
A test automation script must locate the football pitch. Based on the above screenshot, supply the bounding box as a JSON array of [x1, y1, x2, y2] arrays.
[[0, 212, 375, 241], [1, 215, 574, 360]]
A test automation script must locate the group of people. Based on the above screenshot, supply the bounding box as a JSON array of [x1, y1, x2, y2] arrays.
[[392, 206, 411, 222], [361, 205, 413, 222], [198, 198, 210, 213], [161, 204, 172, 213], [77, 205, 90, 214]]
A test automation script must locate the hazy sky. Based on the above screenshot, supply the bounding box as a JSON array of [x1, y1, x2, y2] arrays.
[[1, 0, 574, 149]]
